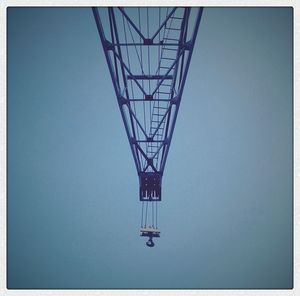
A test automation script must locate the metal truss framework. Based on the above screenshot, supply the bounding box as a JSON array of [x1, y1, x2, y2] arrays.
[[92, 7, 203, 205]]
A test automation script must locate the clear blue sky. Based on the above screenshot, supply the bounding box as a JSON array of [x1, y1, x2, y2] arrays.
[[7, 7, 293, 289]]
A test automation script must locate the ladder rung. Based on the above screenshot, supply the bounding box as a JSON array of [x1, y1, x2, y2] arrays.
[[170, 16, 183, 20], [163, 48, 178, 51], [159, 66, 174, 70], [157, 91, 170, 94], [151, 126, 164, 130], [163, 37, 179, 41], [161, 57, 176, 61], [154, 106, 168, 109], [166, 27, 181, 31]]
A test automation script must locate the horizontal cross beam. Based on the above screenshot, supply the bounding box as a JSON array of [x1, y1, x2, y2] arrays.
[[127, 75, 173, 80]]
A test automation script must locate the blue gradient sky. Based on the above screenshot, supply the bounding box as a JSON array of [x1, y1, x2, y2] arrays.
[[7, 7, 293, 289]]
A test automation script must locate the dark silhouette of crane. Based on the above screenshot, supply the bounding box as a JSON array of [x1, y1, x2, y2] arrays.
[[92, 7, 203, 247]]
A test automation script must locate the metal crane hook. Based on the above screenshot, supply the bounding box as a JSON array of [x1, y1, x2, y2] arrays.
[[146, 237, 155, 247]]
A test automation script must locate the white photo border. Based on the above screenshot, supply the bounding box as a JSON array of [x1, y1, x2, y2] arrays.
[[0, 0, 297, 295]]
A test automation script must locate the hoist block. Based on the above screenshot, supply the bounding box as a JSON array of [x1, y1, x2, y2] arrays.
[[140, 227, 160, 238], [139, 172, 162, 201]]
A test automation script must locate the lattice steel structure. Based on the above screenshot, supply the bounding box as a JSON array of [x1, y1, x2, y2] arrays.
[[92, 7, 203, 246]]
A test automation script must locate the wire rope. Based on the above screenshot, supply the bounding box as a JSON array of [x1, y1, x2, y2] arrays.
[[121, 13, 143, 169], [138, 8, 147, 170], [141, 201, 144, 228], [145, 200, 148, 227], [146, 8, 152, 142], [151, 200, 154, 227], [149, 8, 173, 169], [155, 201, 158, 229]]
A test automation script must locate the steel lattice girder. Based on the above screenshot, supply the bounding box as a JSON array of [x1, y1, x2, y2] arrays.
[[92, 7, 203, 199]]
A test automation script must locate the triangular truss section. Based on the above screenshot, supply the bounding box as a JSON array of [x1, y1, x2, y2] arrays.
[[92, 7, 203, 202]]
